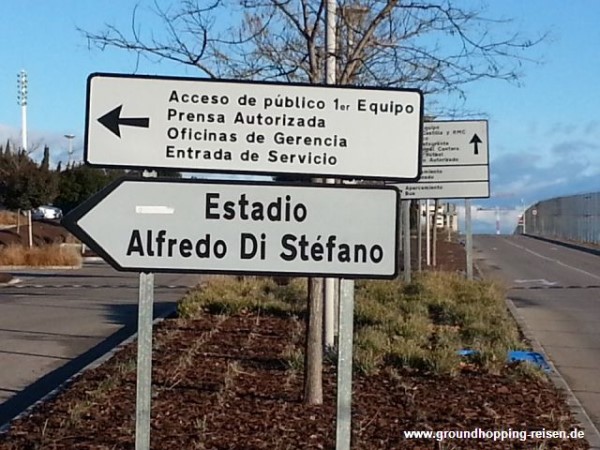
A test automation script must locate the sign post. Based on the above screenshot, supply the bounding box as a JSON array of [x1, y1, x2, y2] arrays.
[[135, 271, 153, 450], [135, 171, 156, 450], [335, 279, 354, 449], [465, 199, 473, 280]]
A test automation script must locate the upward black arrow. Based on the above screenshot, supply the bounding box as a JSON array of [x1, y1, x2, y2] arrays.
[[98, 105, 150, 138], [469, 133, 482, 155]]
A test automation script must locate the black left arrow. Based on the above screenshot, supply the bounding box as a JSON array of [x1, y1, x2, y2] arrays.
[[469, 133, 482, 155], [98, 105, 150, 138]]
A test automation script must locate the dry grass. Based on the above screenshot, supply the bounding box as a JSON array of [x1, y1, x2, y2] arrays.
[[0, 244, 82, 266], [178, 276, 306, 319], [354, 272, 525, 375], [0, 210, 18, 226]]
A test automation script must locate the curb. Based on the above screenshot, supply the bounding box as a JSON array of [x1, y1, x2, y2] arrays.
[[0, 258, 105, 273], [0, 277, 21, 287], [505, 297, 600, 449], [0, 265, 81, 271], [523, 233, 600, 257], [83, 256, 105, 263], [0, 306, 178, 434], [474, 261, 600, 448]]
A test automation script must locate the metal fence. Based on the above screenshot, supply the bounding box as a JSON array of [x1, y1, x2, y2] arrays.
[[521, 192, 600, 245]]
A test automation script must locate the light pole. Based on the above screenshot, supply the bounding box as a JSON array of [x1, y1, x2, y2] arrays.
[[64, 134, 75, 165], [17, 70, 28, 152], [521, 198, 526, 234]]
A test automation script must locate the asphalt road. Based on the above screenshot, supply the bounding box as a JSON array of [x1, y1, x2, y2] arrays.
[[0, 260, 201, 427], [474, 235, 600, 432]]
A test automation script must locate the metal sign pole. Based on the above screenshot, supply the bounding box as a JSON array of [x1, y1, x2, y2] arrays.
[[135, 169, 156, 450], [417, 200, 422, 271], [403, 200, 411, 282], [135, 271, 154, 450], [336, 279, 355, 450], [425, 199, 431, 266], [465, 199, 473, 280], [323, 0, 337, 351]]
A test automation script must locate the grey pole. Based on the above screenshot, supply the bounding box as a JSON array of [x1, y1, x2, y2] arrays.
[[417, 200, 422, 272], [425, 199, 431, 266], [323, 0, 337, 350], [398, 201, 403, 253], [136, 170, 157, 450], [465, 199, 473, 280], [135, 271, 154, 450], [336, 279, 355, 450], [403, 200, 411, 282]]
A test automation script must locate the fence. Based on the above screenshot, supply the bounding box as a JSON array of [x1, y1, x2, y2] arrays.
[[521, 192, 600, 246]]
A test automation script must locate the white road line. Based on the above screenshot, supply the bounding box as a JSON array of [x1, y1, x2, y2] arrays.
[[504, 239, 600, 281]]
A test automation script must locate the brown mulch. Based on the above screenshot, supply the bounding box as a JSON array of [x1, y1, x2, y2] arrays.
[[0, 313, 589, 449]]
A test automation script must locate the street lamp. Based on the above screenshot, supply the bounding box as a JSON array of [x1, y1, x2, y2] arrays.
[[17, 70, 28, 152], [64, 134, 75, 165]]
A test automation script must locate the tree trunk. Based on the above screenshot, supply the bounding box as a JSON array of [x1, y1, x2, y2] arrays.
[[304, 277, 323, 405]]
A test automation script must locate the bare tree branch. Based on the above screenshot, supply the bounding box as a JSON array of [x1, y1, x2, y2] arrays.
[[80, 0, 546, 112]]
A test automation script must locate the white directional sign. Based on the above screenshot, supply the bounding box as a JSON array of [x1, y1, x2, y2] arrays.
[[85, 73, 423, 181], [63, 178, 399, 278], [394, 120, 489, 199]]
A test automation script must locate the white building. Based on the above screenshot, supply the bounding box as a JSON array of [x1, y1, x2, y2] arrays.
[[419, 202, 458, 231]]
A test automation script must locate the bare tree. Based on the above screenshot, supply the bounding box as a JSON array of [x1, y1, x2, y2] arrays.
[[82, 0, 545, 104], [82, 0, 545, 404]]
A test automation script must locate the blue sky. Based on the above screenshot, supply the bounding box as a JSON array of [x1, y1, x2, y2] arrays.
[[1, 0, 599, 233]]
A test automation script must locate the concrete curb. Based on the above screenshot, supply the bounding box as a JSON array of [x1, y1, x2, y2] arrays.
[[0, 306, 178, 434], [0, 259, 104, 285], [505, 297, 600, 449], [0, 265, 81, 271], [0, 277, 21, 287], [523, 233, 600, 257], [474, 260, 600, 448]]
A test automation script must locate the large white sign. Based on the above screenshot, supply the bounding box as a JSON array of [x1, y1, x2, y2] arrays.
[[85, 73, 423, 181], [395, 120, 489, 199], [63, 178, 399, 278]]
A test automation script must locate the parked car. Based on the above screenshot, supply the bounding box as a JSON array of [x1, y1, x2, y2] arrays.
[[31, 205, 63, 220]]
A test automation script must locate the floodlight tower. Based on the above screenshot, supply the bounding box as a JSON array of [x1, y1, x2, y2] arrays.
[[17, 70, 28, 152]]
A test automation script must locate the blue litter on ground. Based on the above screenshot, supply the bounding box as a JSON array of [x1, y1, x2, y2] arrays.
[[458, 349, 552, 372], [507, 350, 552, 372]]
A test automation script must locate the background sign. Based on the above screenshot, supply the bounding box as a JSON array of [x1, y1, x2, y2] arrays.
[[85, 73, 423, 181], [394, 120, 489, 199], [63, 178, 400, 278]]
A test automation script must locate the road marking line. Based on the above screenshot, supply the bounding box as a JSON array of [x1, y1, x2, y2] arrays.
[[504, 239, 600, 281], [515, 278, 558, 286]]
